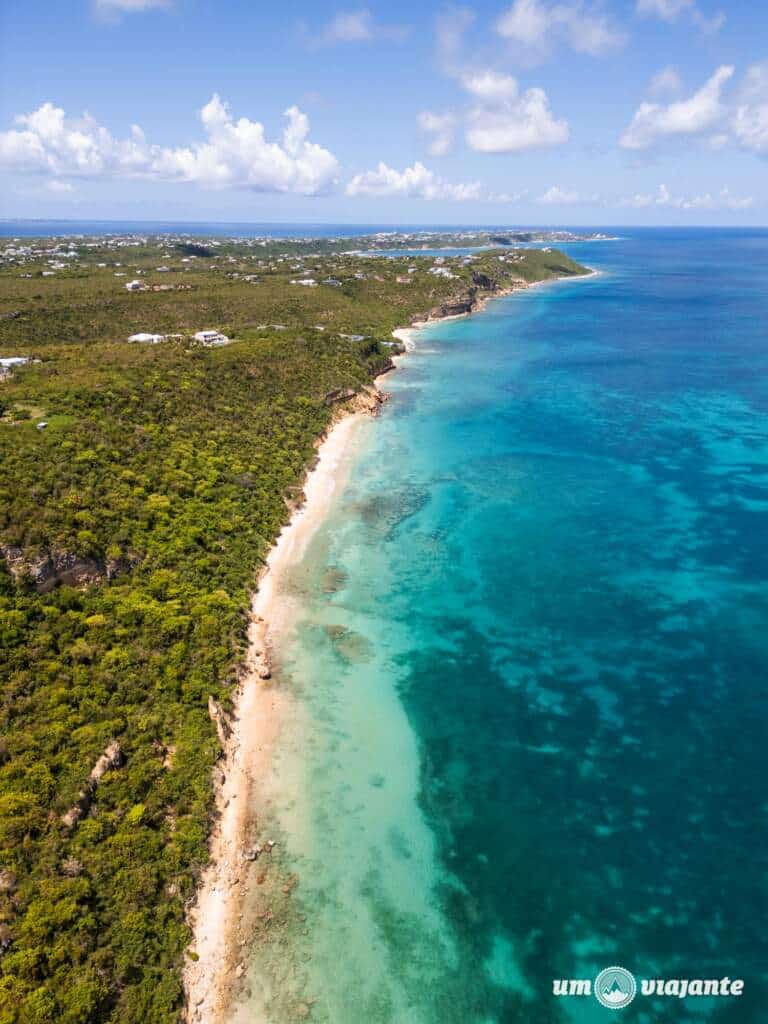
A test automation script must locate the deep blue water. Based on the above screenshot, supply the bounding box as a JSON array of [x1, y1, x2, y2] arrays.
[[384, 230, 768, 1022], [245, 228, 768, 1023]]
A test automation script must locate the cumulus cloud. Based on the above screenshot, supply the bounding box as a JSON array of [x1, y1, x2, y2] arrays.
[[620, 65, 734, 149], [464, 74, 569, 153], [732, 62, 768, 156], [624, 182, 754, 210], [537, 184, 602, 205], [418, 111, 456, 156], [345, 161, 482, 201], [0, 96, 339, 194], [636, 0, 725, 34], [532, 181, 755, 211], [309, 8, 409, 47], [496, 0, 625, 62], [462, 70, 519, 102]]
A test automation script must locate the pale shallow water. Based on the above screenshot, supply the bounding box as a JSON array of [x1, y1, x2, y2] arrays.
[[232, 229, 768, 1024]]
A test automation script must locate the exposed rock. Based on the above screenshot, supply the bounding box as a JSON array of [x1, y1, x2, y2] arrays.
[[249, 617, 272, 680], [91, 740, 125, 781], [347, 385, 387, 416], [324, 387, 356, 406], [0, 544, 137, 592], [208, 696, 233, 748], [428, 296, 475, 319], [471, 272, 498, 291], [0, 869, 17, 893], [61, 857, 83, 877], [62, 740, 125, 829]]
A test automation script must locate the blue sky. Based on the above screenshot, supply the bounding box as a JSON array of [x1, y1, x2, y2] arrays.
[[1, 0, 766, 225]]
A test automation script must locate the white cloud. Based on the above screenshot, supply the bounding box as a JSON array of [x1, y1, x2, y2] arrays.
[[496, 0, 625, 62], [531, 181, 756, 211], [94, 0, 170, 14], [462, 70, 519, 102], [464, 76, 569, 153], [620, 65, 734, 149], [0, 96, 339, 194], [46, 180, 75, 193], [345, 161, 482, 201], [497, 0, 550, 47], [649, 66, 682, 97], [537, 184, 602, 205], [311, 8, 409, 46], [636, 0, 725, 34], [418, 111, 456, 156], [732, 62, 768, 156], [435, 6, 475, 72], [636, 0, 691, 17], [322, 9, 373, 41], [623, 62, 768, 157], [624, 182, 754, 210], [487, 188, 529, 203]]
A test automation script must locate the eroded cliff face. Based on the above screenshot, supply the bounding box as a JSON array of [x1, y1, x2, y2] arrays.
[[428, 297, 477, 318], [422, 275, 529, 323], [0, 544, 135, 592]]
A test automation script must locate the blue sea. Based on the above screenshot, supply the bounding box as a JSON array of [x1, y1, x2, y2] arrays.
[[230, 228, 768, 1024]]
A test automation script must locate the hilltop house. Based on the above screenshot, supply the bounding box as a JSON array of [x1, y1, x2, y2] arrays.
[[128, 332, 167, 344], [1, 356, 30, 380], [193, 330, 230, 347]]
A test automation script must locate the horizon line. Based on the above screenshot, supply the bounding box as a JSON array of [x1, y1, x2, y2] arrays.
[[2, 217, 767, 230]]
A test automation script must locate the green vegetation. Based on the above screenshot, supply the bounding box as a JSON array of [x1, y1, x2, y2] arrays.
[[0, 235, 588, 1023]]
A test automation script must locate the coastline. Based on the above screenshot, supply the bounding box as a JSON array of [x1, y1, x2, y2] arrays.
[[182, 263, 594, 1023], [183, 402, 381, 1024]]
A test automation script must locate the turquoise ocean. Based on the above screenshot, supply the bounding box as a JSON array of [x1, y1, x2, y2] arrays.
[[239, 229, 768, 1024]]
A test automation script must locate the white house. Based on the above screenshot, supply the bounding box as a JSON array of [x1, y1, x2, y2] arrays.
[[0, 356, 30, 369], [128, 332, 167, 344], [193, 330, 230, 347], [125, 280, 143, 291]]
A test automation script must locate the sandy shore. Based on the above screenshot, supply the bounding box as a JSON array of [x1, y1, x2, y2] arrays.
[[183, 406, 379, 1024]]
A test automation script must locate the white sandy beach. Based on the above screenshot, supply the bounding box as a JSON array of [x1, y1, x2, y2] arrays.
[[183, 408, 375, 1024]]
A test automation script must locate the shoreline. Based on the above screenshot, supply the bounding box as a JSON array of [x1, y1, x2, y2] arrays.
[[183, 403, 380, 1024], [182, 264, 594, 1023]]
